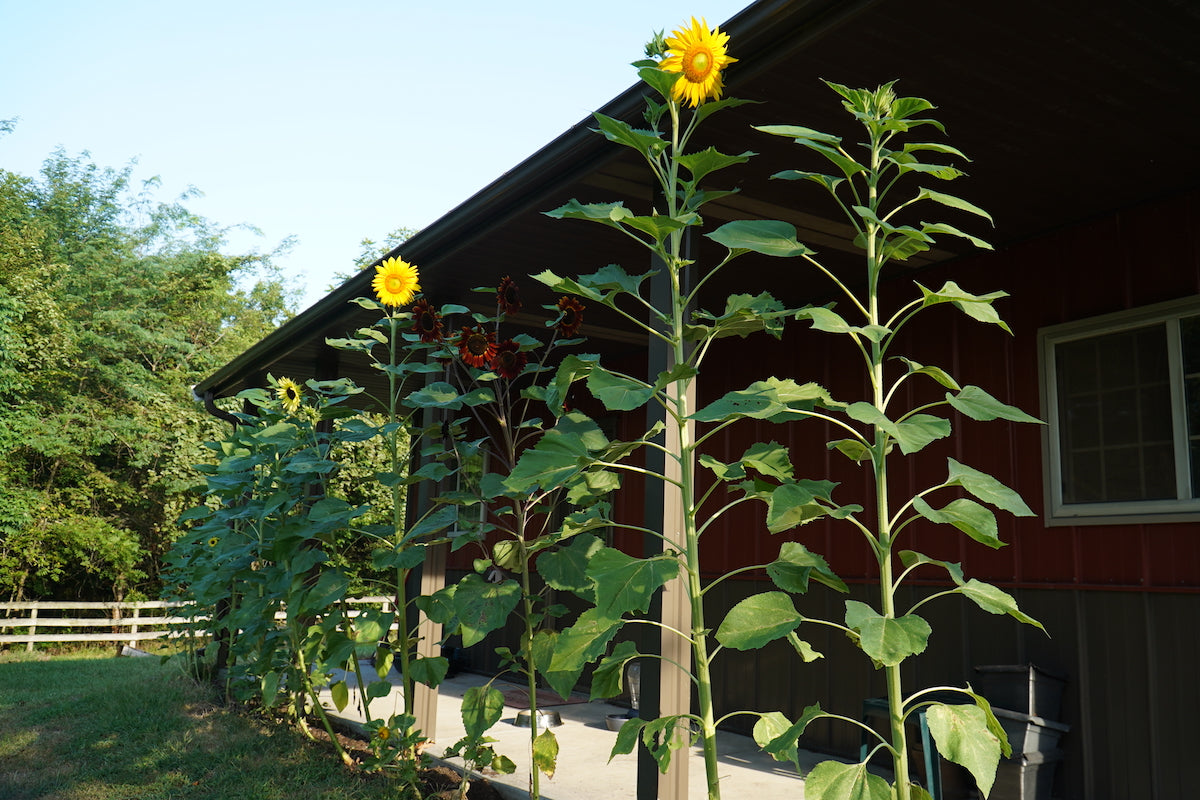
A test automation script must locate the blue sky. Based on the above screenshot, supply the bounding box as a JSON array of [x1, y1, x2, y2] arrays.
[[1, 1, 748, 309]]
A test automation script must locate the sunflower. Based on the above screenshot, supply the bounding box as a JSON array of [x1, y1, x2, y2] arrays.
[[456, 325, 497, 368], [411, 298, 444, 343], [553, 296, 585, 338], [207, 536, 220, 547], [659, 17, 737, 108], [277, 377, 303, 414], [377, 726, 392, 742], [496, 275, 522, 315], [492, 339, 527, 379], [372, 257, 421, 307]]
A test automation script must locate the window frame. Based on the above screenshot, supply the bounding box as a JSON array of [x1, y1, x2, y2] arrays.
[[1038, 294, 1200, 526]]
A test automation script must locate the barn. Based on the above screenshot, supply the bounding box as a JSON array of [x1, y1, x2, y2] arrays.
[[194, 2, 1200, 797]]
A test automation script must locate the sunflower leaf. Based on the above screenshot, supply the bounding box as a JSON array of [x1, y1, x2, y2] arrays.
[[678, 146, 754, 185], [705, 219, 813, 258], [692, 377, 838, 423], [592, 111, 668, 157]]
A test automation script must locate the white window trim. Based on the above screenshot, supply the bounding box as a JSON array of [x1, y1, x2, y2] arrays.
[[1038, 294, 1200, 526]]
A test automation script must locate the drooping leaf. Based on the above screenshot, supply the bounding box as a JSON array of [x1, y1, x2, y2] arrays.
[[692, 377, 837, 423], [409, 655, 449, 688], [844, 600, 931, 666], [916, 281, 1011, 333], [544, 198, 633, 227], [766, 481, 836, 532], [948, 385, 1042, 424], [768, 541, 848, 593], [753, 712, 800, 770], [404, 381, 464, 410], [705, 219, 812, 258], [532, 728, 559, 778], [913, 496, 1003, 549], [740, 441, 795, 482], [262, 671, 283, 708], [788, 630, 824, 662], [450, 573, 521, 647], [588, 547, 678, 617], [537, 533, 604, 600], [894, 414, 952, 455], [591, 112, 667, 158], [461, 685, 505, 739], [589, 640, 640, 700], [715, 592, 802, 650], [759, 704, 827, 767], [914, 188, 994, 223], [896, 357, 961, 391], [946, 458, 1035, 517], [543, 607, 623, 699], [925, 703, 1003, 797], [687, 292, 788, 340], [504, 412, 609, 494], [958, 579, 1046, 632], [328, 679, 348, 712], [587, 368, 655, 411], [803, 759, 892, 800]]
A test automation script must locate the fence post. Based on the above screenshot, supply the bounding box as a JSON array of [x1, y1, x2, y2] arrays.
[[128, 605, 139, 648], [27, 607, 37, 653]]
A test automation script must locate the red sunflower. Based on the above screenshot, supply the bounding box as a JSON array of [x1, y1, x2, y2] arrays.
[[496, 276, 522, 316], [554, 296, 585, 338], [456, 325, 497, 368], [492, 339, 527, 379], [410, 298, 443, 343]]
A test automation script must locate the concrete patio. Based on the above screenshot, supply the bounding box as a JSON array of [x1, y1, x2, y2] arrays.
[[318, 664, 838, 799]]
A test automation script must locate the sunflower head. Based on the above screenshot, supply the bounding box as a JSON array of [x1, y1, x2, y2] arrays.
[[276, 377, 303, 415], [496, 276, 522, 316], [411, 298, 444, 343], [456, 325, 497, 369], [659, 17, 737, 108], [372, 257, 421, 307], [377, 726, 392, 742], [207, 536, 220, 547], [553, 296, 585, 338], [492, 339, 528, 380]]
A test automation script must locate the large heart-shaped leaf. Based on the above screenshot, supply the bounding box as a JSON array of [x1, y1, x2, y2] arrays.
[[715, 591, 802, 650], [925, 703, 1003, 797]]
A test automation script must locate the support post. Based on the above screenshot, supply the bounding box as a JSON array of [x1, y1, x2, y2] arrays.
[[638, 239, 693, 800]]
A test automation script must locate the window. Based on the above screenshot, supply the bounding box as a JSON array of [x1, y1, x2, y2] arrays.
[[1040, 296, 1200, 524]]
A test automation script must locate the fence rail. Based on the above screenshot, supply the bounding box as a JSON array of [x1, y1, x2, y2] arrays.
[[0, 597, 396, 651]]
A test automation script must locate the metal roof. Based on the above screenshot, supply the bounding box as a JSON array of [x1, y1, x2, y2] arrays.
[[196, 0, 1200, 403]]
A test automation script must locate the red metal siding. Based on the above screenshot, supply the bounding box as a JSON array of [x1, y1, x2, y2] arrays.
[[690, 190, 1200, 591]]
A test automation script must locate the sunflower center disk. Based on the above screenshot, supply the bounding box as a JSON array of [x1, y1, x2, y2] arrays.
[[386, 275, 405, 293], [684, 48, 713, 82]]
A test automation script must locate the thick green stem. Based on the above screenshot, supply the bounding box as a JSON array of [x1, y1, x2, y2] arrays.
[[385, 312, 417, 731], [517, 529, 543, 800], [865, 129, 911, 800]]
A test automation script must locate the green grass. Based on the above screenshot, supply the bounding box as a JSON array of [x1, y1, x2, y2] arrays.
[[0, 648, 410, 800]]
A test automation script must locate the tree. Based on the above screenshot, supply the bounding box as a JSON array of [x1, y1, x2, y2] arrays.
[[0, 145, 296, 601]]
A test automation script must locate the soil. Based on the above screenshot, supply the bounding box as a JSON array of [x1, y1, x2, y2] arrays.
[[307, 720, 506, 800]]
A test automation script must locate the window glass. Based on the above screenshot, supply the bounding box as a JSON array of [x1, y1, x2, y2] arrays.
[[1181, 315, 1200, 497], [1056, 325, 1174, 504]]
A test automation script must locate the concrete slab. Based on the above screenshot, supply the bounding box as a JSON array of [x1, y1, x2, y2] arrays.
[[318, 663, 843, 799]]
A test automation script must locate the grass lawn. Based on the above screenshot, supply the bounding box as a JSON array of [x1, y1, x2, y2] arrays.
[[0, 647, 416, 800]]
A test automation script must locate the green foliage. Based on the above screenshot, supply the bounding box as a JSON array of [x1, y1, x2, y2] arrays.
[[539, 65, 1041, 800], [0, 149, 295, 602]]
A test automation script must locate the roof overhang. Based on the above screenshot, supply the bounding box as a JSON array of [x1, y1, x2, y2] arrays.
[[196, 0, 1200, 402]]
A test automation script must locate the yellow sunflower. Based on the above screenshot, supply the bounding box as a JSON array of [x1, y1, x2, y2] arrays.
[[277, 377, 303, 414], [659, 17, 737, 108], [372, 257, 421, 307]]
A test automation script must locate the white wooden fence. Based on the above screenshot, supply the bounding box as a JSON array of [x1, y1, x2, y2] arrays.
[[0, 597, 395, 651]]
